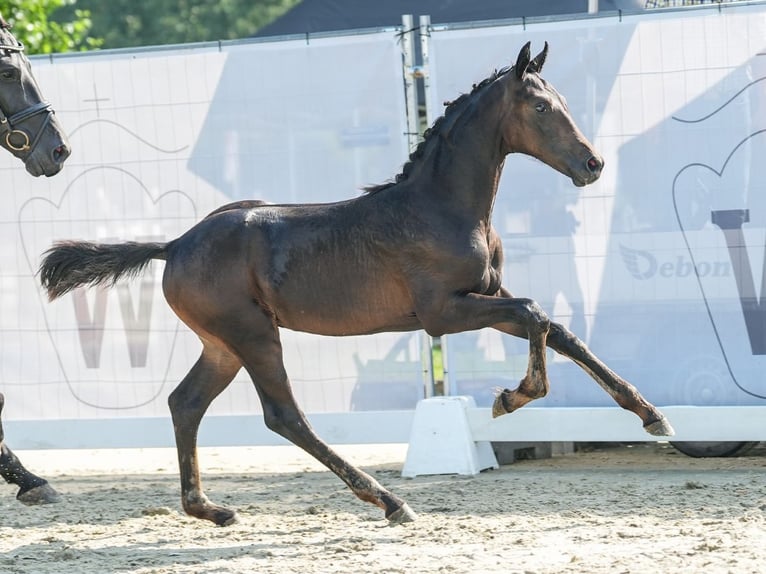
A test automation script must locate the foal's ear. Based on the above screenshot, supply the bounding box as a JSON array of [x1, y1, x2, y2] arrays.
[[528, 42, 548, 74], [514, 41, 532, 80]]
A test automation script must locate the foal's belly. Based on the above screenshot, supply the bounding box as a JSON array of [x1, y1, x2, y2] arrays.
[[271, 277, 420, 336]]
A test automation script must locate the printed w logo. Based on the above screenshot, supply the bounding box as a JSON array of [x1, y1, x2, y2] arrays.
[[711, 209, 766, 355], [70, 236, 160, 368]]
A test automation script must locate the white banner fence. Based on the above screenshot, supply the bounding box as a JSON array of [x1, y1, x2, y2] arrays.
[[5, 3, 766, 448]]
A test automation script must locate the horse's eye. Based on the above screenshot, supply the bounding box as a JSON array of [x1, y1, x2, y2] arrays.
[[0, 69, 16, 81], [535, 102, 548, 113]]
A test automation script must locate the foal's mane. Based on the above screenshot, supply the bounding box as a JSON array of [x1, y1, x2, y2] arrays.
[[364, 65, 513, 194]]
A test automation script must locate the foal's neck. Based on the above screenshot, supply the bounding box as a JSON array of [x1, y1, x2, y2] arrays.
[[412, 80, 508, 225]]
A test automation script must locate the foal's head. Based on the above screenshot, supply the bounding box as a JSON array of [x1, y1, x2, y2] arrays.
[[502, 42, 603, 187], [0, 16, 70, 177]]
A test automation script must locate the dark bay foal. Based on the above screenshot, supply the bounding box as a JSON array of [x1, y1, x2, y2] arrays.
[[38, 42, 674, 525]]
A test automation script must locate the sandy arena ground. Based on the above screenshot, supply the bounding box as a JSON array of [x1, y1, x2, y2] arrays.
[[1, 442, 765, 573]]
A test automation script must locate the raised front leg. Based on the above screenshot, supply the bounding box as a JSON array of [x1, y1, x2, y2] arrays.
[[491, 288, 674, 436], [490, 325, 550, 417], [0, 393, 60, 504], [420, 291, 553, 419]]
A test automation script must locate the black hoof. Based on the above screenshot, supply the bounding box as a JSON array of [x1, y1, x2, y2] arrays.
[[17, 483, 61, 505], [644, 416, 675, 437], [386, 503, 417, 524], [491, 389, 513, 418]]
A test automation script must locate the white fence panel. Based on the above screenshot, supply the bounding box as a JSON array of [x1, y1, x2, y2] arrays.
[[10, 4, 766, 448], [4, 31, 422, 448], [429, 3, 766, 417]]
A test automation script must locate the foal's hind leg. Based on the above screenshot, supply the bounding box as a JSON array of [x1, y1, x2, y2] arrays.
[[168, 345, 243, 526], [492, 288, 674, 436], [231, 328, 416, 524]]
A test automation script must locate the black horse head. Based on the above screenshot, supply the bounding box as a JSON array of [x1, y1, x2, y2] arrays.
[[506, 41, 603, 187], [0, 16, 70, 177]]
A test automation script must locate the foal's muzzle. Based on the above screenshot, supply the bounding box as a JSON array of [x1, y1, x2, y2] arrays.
[[587, 155, 603, 174], [572, 154, 604, 187]]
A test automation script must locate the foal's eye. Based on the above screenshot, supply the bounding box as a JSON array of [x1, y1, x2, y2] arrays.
[[535, 102, 548, 113]]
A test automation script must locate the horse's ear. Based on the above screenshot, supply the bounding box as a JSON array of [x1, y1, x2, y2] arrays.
[[528, 42, 548, 74], [514, 41, 531, 80]]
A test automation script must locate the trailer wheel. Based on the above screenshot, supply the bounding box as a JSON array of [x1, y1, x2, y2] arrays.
[[670, 441, 759, 458]]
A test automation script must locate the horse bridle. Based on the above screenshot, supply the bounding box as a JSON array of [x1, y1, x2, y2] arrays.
[[0, 37, 54, 156]]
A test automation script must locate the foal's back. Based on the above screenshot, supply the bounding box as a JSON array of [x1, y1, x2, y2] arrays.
[[163, 197, 424, 337]]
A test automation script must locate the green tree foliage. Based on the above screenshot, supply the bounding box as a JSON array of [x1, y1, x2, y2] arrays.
[[0, 0, 101, 53], [70, 0, 300, 50], [2, 0, 298, 53]]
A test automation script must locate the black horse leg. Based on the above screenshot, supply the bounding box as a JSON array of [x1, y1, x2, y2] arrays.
[[492, 289, 674, 436], [421, 291, 553, 420], [0, 393, 60, 504], [235, 330, 416, 524], [490, 314, 551, 416], [548, 321, 673, 434], [168, 346, 242, 526]]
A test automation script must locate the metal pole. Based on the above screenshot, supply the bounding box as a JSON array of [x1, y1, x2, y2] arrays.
[[403, 14, 436, 398], [400, 14, 419, 153], [419, 15, 434, 129], [420, 330, 434, 398], [440, 331, 451, 397], [588, 0, 599, 13], [417, 14, 448, 396], [414, 14, 442, 397]]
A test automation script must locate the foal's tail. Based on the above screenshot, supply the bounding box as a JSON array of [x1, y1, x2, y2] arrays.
[[39, 240, 168, 300]]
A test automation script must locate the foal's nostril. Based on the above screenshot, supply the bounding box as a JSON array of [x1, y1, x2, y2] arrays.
[[586, 156, 602, 173]]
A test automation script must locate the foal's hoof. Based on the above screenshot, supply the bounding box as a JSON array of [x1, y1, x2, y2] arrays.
[[214, 510, 240, 527], [491, 390, 513, 418], [189, 503, 240, 526], [644, 416, 675, 437], [386, 503, 417, 525], [17, 483, 61, 506]]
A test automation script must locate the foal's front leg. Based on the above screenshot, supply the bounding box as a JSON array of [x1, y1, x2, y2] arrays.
[[422, 292, 554, 416], [491, 288, 674, 436], [489, 308, 551, 417]]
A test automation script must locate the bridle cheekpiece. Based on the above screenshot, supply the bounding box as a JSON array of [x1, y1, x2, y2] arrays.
[[0, 30, 55, 157]]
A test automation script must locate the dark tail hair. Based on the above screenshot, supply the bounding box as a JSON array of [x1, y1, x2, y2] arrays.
[[39, 240, 168, 300]]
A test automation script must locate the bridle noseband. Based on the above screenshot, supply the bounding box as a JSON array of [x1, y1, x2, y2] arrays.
[[0, 37, 54, 156]]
